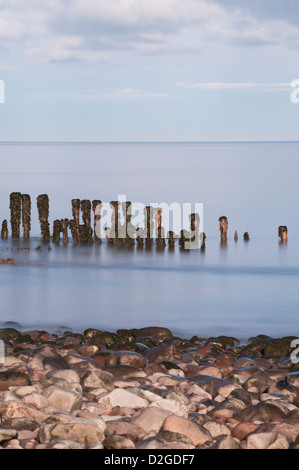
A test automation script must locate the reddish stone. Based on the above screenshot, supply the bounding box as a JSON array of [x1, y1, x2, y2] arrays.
[[213, 352, 236, 368], [232, 422, 259, 441], [100, 406, 126, 417]]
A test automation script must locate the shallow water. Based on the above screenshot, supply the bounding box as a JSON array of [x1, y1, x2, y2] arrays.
[[0, 142, 298, 340]]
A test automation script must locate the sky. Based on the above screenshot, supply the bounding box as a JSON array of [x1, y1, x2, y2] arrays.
[[0, 0, 299, 141]]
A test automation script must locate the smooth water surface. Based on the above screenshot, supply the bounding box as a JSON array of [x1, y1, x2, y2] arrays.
[[0, 142, 298, 340]]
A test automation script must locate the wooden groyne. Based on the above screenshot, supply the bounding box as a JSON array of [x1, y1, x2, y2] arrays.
[[0, 193, 289, 249]]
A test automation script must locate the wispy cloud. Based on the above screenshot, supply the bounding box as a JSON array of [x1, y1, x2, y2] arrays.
[[176, 81, 291, 91], [27, 87, 170, 102]]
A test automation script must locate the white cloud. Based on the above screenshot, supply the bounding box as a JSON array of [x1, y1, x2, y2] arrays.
[[1, 0, 299, 63], [176, 82, 291, 91]]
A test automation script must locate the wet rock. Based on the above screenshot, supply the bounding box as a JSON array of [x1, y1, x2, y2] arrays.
[[2, 401, 49, 422], [46, 439, 84, 449], [106, 351, 146, 368], [134, 327, 173, 343], [0, 428, 18, 443], [283, 409, 299, 427], [46, 370, 80, 384], [145, 344, 182, 364], [243, 372, 275, 393], [43, 386, 83, 413], [0, 371, 31, 391], [156, 430, 193, 445], [246, 431, 290, 449], [161, 416, 212, 446], [106, 421, 146, 442], [98, 388, 149, 410], [285, 372, 299, 388], [211, 436, 240, 449], [131, 407, 172, 434], [236, 403, 286, 423], [103, 435, 135, 449], [149, 398, 188, 418], [203, 420, 231, 439], [231, 422, 259, 441], [0, 417, 41, 431], [27, 346, 69, 371], [103, 365, 146, 380], [254, 422, 299, 444], [38, 419, 106, 447], [80, 370, 114, 392]]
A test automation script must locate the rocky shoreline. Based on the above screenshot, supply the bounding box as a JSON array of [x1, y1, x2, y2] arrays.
[[0, 325, 299, 449]]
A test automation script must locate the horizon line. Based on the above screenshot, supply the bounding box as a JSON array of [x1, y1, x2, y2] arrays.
[[0, 140, 299, 145]]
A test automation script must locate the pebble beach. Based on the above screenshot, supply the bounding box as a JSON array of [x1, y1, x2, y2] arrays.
[[1, 324, 299, 450]]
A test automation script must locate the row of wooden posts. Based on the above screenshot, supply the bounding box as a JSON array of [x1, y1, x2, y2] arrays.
[[0, 193, 288, 247]]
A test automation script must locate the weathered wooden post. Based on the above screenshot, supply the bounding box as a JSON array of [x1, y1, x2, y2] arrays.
[[234, 230, 238, 241], [201, 233, 206, 251], [179, 229, 187, 249], [154, 208, 165, 247], [69, 220, 79, 245], [278, 226, 288, 243], [144, 206, 154, 247], [126, 202, 135, 246], [167, 231, 175, 248], [219, 216, 228, 241], [61, 219, 69, 245], [81, 200, 91, 228], [21, 194, 31, 239], [80, 200, 93, 244], [1, 220, 8, 239], [92, 200, 102, 243], [52, 220, 61, 244], [37, 194, 50, 243], [243, 232, 250, 241], [10, 192, 22, 239], [110, 201, 119, 245], [188, 212, 200, 248], [136, 227, 144, 248]]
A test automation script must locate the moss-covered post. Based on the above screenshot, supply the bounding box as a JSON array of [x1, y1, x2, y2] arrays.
[[126, 202, 135, 246], [71, 199, 80, 242], [167, 231, 175, 249], [278, 226, 287, 243], [92, 200, 102, 243], [61, 219, 69, 245], [37, 194, 50, 243], [201, 232, 206, 252], [154, 208, 165, 247], [81, 200, 91, 228], [144, 206, 154, 247], [189, 212, 199, 248], [10, 192, 22, 239], [1, 220, 8, 239], [179, 229, 187, 249], [80, 200, 93, 244], [110, 201, 119, 245], [219, 216, 228, 241], [69, 220, 79, 245], [21, 194, 31, 239], [136, 227, 144, 248], [52, 220, 61, 244]]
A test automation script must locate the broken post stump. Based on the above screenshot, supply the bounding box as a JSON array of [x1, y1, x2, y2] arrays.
[[37, 194, 50, 243], [21, 194, 31, 239], [92, 200, 102, 243], [278, 226, 288, 243], [10, 192, 22, 239], [1, 220, 8, 239]]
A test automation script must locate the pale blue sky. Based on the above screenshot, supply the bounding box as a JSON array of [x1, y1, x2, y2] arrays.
[[0, 0, 298, 141]]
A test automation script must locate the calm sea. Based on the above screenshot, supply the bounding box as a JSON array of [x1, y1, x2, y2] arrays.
[[0, 142, 298, 341]]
